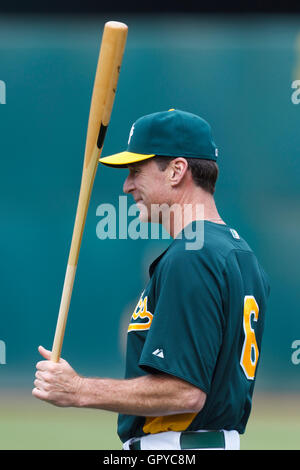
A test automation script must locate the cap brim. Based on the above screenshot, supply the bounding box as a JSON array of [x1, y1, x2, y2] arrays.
[[99, 151, 155, 168]]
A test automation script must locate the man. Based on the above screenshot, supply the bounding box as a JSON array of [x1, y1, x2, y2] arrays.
[[33, 109, 270, 450]]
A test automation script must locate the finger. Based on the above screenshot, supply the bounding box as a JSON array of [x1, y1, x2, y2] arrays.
[[36, 360, 54, 371], [38, 345, 52, 360], [32, 387, 49, 402], [35, 370, 50, 381], [38, 345, 66, 365], [34, 378, 48, 391]]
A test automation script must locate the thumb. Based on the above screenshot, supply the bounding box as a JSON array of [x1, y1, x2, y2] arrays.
[[38, 345, 52, 360]]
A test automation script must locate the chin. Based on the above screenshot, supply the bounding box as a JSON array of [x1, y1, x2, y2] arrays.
[[138, 210, 149, 223], [138, 202, 153, 223]]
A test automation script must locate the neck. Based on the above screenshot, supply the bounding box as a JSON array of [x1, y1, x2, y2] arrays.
[[162, 187, 225, 239]]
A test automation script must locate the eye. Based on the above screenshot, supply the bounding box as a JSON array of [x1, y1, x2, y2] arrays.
[[129, 167, 140, 175]]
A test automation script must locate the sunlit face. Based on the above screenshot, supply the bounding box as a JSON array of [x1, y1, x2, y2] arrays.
[[123, 159, 170, 222]]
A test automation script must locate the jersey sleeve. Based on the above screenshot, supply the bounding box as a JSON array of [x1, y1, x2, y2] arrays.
[[138, 249, 225, 394]]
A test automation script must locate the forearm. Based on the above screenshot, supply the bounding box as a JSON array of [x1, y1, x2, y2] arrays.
[[32, 347, 206, 414], [77, 373, 205, 416]]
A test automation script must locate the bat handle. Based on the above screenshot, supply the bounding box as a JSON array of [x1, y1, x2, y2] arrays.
[[51, 264, 77, 362]]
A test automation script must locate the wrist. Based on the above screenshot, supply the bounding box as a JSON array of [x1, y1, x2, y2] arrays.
[[73, 375, 87, 408], [74, 377, 104, 408]]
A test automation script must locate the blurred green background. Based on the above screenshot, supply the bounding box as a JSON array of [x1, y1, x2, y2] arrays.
[[0, 14, 300, 450]]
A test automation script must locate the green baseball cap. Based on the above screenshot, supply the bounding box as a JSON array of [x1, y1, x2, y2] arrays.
[[99, 109, 218, 167]]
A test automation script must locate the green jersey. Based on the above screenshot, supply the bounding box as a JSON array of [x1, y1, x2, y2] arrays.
[[118, 221, 270, 443]]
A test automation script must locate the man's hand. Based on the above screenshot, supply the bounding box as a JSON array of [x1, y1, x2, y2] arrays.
[[32, 345, 83, 407]]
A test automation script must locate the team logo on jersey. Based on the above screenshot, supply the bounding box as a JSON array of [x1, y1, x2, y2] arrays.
[[128, 292, 153, 332]]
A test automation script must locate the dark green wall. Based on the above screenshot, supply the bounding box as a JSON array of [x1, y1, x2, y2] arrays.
[[1, 15, 300, 391]]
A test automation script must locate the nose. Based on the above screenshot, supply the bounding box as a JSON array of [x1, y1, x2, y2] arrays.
[[123, 172, 135, 194]]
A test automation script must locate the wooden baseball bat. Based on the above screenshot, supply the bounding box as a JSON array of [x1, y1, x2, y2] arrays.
[[50, 21, 128, 362]]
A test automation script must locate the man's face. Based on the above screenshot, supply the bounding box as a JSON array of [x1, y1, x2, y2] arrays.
[[123, 159, 169, 222]]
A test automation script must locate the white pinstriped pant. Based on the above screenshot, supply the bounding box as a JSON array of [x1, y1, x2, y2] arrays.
[[123, 429, 240, 450]]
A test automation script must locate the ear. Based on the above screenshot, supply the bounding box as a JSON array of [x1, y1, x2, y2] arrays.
[[168, 158, 189, 187]]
